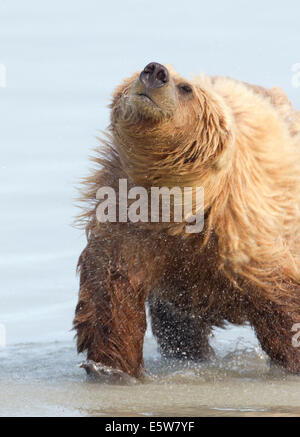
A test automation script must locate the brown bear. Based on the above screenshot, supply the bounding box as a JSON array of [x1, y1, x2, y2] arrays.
[[74, 62, 300, 379]]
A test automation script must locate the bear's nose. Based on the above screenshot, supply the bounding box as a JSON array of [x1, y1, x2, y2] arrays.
[[139, 62, 169, 89]]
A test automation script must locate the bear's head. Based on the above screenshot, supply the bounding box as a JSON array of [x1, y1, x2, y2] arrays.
[[110, 62, 235, 193]]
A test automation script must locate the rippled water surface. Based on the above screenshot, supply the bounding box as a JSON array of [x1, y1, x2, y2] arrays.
[[2, 327, 300, 417]]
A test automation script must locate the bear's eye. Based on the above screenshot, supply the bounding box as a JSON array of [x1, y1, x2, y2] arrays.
[[178, 83, 193, 94]]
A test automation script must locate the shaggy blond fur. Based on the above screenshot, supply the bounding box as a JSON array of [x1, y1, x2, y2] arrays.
[[74, 65, 300, 378]]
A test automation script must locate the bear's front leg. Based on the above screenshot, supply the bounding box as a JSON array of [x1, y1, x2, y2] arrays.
[[248, 294, 300, 373], [73, 242, 147, 379]]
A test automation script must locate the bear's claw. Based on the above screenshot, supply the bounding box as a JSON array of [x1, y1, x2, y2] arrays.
[[79, 360, 138, 384]]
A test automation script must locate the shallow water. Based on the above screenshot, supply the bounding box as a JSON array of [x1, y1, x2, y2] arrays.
[[2, 330, 300, 417], [1, 0, 300, 417]]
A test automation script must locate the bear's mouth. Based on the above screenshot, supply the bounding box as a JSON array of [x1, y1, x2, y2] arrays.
[[137, 93, 159, 108]]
